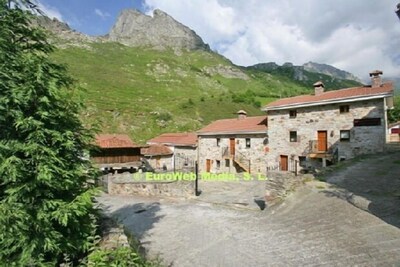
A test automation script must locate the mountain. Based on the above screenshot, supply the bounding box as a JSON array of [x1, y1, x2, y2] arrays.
[[303, 62, 362, 83], [109, 9, 210, 51], [34, 9, 367, 143], [248, 62, 363, 90]]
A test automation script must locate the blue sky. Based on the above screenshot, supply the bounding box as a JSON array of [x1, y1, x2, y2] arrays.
[[38, 0, 147, 35], [37, 0, 400, 80]]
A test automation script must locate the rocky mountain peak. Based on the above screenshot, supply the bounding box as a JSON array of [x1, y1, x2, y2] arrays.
[[108, 9, 210, 51], [303, 61, 362, 83]]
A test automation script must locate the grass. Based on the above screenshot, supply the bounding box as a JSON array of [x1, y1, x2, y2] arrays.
[[50, 42, 363, 143]]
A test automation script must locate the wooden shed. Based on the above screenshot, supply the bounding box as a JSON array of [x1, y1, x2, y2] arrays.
[[92, 134, 142, 164]]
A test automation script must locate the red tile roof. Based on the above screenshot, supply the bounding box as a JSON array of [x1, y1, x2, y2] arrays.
[[197, 116, 268, 135], [141, 144, 173, 156], [95, 134, 139, 148], [148, 132, 197, 146], [264, 82, 394, 110]]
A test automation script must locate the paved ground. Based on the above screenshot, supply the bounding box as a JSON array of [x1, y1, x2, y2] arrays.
[[98, 152, 400, 266], [324, 151, 400, 228]]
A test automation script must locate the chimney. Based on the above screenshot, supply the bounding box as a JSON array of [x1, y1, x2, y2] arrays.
[[237, 110, 247, 120], [313, 81, 325, 96], [369, 70, 383, 88]]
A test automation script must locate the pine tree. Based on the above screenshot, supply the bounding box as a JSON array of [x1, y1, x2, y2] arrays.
[[0, 0, 99, 265]]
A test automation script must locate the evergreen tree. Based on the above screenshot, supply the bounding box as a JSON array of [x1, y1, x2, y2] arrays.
[[0, 0, 99, 265]]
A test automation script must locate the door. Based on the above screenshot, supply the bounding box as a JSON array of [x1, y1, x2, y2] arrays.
[[229, 138, 235, 156], [280, 155, 288, 171], [206, 159, 211, 172], [317, 131, 327, 152]]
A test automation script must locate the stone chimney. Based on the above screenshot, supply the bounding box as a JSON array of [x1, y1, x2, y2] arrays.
[[369, 70, 383, 88], [237, 110, 247, 120], [313, 81, 325, 96]]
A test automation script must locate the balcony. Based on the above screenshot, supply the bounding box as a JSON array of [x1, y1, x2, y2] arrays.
[[308, 140, 334, 160]]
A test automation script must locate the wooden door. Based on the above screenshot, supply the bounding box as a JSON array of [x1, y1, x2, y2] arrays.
[[317, 131, 327, 152], [229, 138, 235, 156], [206, 159, 211, 172], [280, 155, 288, 171]]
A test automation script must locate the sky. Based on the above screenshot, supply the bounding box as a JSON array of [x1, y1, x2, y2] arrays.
[[37, 0, 400, 81]]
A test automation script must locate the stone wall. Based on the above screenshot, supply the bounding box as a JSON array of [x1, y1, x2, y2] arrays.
[[266, 99, 386, 168], [198, 134, 268, 174], [104, 172, 195, 197], [264, 171, 312, 206], [143, 155, 173, 172], [173, 146, 197, 170]]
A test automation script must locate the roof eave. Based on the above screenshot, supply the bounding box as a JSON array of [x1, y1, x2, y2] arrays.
[[197, 130, 267, 136], [262, 93, 393, 111]]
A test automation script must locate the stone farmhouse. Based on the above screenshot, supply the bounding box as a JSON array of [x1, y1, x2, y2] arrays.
[[147, 132, 197, 171], [262, 70, 394, 171], [197, 111, 268, 174], [140, 144, 173, 172]]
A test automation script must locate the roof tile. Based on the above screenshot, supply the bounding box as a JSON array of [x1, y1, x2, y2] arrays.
[[264, 82, 394, 110], [148, 132, 197, 146], [95, 134, 139, 148], [141, 144, 173, 156], [197, 116, 267, 134]]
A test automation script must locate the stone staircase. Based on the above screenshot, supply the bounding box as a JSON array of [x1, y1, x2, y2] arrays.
[[233, 151, 250, 173], [222, 147, 250, 173]]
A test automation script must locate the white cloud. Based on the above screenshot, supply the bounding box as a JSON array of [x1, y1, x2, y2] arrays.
[[143, 0, 400, 81], [95, 8, 111, 20], [37, 1, 63, 21]]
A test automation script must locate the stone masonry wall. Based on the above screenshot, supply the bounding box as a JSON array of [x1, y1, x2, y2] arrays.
[[104, 172, 195, 197], [266, 99, 386, 168], [198, 134, 268, 174]]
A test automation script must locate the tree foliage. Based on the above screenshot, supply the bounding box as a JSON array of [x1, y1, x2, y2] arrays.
[[0, 0, 99, 265]]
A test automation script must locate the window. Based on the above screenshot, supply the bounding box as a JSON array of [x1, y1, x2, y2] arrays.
[[354, 118, 381, 127], [245, 138, 251, 148], [339, 105, 350, 113], [340, 130, 350, 141], [216, 138, 221, 147], [216, 160, 221, 169], [289, 110, 297, 118], [225, 159, 230, 167], [290, 131, 297, 142]]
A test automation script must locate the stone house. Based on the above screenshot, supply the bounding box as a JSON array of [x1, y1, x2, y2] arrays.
[[140, 144, 173, 171], [147, 132, 197, 171], [197, 111, 268, 174], [262, 70, 394, 171]]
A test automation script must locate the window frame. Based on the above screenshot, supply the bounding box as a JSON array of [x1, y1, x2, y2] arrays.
[[225, 159, 230, 167], [216, 138, 221, 147], [340, 130, 351, 141], [354, 118, 381, 127], [339, 105, 350, 113], [289, 109, 297, 118], [289, 131, 298, 142], [245, 138, 251, 148]]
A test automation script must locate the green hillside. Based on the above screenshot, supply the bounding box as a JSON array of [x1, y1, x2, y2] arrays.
[[247, 64, 362, 90], [51, 42, 314, 143]]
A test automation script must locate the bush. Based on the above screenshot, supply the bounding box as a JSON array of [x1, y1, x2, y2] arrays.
[[87, 247, 154, 267]]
